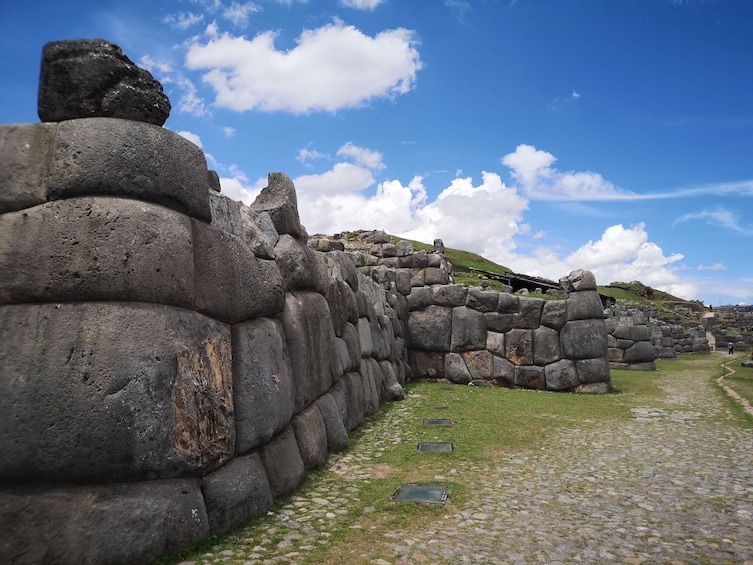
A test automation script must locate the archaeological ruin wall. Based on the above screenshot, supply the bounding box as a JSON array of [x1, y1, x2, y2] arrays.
[[0, 38, 611, 564]]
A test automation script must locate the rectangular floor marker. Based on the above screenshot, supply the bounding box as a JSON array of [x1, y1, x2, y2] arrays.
[[391, 484, 449, 504], [434, 405, 450, 410], [417, 442, 454, 453], [422, 418, 453, 426]]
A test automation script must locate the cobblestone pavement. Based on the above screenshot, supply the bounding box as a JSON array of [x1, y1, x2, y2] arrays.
[[180, 357, 753, 565]]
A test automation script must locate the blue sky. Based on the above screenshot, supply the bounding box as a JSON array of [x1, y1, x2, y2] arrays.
[[2, 0, 752, 306]]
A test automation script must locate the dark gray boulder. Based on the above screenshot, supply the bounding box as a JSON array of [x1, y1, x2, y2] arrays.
[[451, 306, 487, 351], [38, 39, 171, 125], [291, 405, 328, 470], [315, 394, 349, 452], [0, 303, 234, 484], [561, 319, 608, 360], [259, 426, 304, 498], [408, 305, 453, 351], [202, 453, 273, 536], [232, 318, 295, 454], [0, 479, 207, 565], [0, 123, 55, 214], [545, 359, 579, 391]]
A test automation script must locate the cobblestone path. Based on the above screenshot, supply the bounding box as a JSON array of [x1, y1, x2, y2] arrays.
[[175, 356, 753, 565]]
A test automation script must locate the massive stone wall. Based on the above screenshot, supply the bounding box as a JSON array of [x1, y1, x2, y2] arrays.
[[0, 37, 610, 564], [0, 118, 408, 564]]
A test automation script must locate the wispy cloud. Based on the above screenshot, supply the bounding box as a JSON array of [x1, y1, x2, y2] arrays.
[[673, 208, 753, 236], [339, 0, 384, 9], [548, 90, 581, 111], [698, 263, 726, 271]]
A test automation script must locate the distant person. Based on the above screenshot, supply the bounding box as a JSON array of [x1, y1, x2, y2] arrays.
[[728, 342, 734, 355]]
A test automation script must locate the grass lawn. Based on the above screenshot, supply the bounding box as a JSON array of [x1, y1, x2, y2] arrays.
[[720, 353, 753, 409]]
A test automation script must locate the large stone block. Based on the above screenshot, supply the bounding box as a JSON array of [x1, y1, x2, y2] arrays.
[[432, 284, 468, 307], [466, 288, 498, 312], [505, 329, 533, 365], [209, 193, 278, 260], [250, 172, 302, 238], [342, 322, 362, 371], [561, 319, 608, 360], [545, 359, 579, 391], [315, 393, 349, 452], [275, 234, 329, 294], [486, 331, 505, 356], [379, 360, 405, 400], [358, 317, 375, 357], [408, 305, 452, 352], [514, 297, 544, 329], [533, 326, 561, 365], [492, 355, 515, 386], [541, 299, 568, 330], [484, 312, 515, 333], [623, 341, 657, 364], [48, 118, 210, 219], [326, 278, 349, 338], [0, 479, 207, 565], [232, 318, 295, 455], [341, 372, 365, 431], [202, 453, 273, 536], [451, 306, 487, 352], [193, 219, 285, 323], [38, 39, 171, 125], [566, 290, 604, 321], [0, 123, 56, 213], [0, 303, 233, 484], [514, 365, 545, 389], [409, 350, 445, 380], [0, 197, 194, 308], [575, 357, 611, 384], [462, 350, 493, 380], [326, 250, 359, 291], [497, 292, 520, 313], [560, 269, 597, 292], [360, 358, 382, 415], [280, 292, 342, 414], [406, 286, 433, 311], [292, 405, 328, 470], [259, 426, 304, 498], [445, 352, 472, 384]]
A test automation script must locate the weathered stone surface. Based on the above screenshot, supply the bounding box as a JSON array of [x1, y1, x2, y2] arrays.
[[326, 278, 349, 338], [560, 269, 597, 292], [561, 319, 608, 360], [260, 426, 304, 498], [360, 359, 381, 415], [514, 365, 545, 389], [0, 197, 194, 308], [202, 453, 273, 536], [379, 360, 405, 400], [193, 219, 285, 323], [492, 355, 515, 386], [630, 325, 651, 342], [342, 322, 362, 371], [462, 350, 493, 380], [566, 290, 604, 321], [466, 288, 498, 312], [38, 39, 170, 125], [629, 362, 657, 371], [291, 405, 328, 470], [250, 173, 302, 238], [280, 292, 342, 414], [545, 359, 579, 391], [486, 331, 505, 356], [341, 372, 364, 431], [0, 123, 56, 213], [573, 381, 610, 393], [275, 234, 329, 294], [484, 312, 514, 333], [497, 292, 520, 313], [48, 118, 210, 220], [433, 284, 468, 307], [409, 350, 445, 379], [506, 329, 533, 365], [451, 306, 487, 352], [408, 305, 452, 351], [514, 297, 544, 329], [425, 266, 449, 285], [0, 479, 207, 565], [327, 250, 359, 291], [315, 393, 349, 452], [358, 317, 375, 358], [445, 352, 472, 384], [0, 303, 233, 484], [624, 341, 657, 364], [232, 318, 294, 455], [407, 286, 433, 311], [541, 299, 568, 330], [575, 357, 611, 384], [608, 347, 625, 363], [533, 326, 561, 365]]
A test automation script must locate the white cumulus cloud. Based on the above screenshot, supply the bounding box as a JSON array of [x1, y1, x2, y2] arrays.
[[185, 19, 422, 113], [339, 0, 384, 8]]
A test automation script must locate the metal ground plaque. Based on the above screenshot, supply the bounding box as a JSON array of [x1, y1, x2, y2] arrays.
[[391, 484, 449, 504], [422, 418, 453, 426], [417, 442, 454, 453]]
